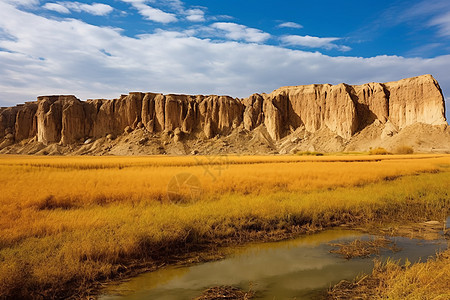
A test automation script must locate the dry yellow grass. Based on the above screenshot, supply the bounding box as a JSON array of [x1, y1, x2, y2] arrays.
[[329, 250, 450, 299], [0, 154, 449, 298]]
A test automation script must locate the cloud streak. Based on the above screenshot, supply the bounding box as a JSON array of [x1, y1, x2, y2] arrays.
[[43, 3, 70, 14], [121, 0, 177, 23], [43, 2, 114, 16], [278, 22, 303, 29], [210, 22, 271, 43], [281, 35, 350, 51]]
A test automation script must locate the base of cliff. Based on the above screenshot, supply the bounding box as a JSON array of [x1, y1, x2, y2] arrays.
[[1, 122, 449, 156]]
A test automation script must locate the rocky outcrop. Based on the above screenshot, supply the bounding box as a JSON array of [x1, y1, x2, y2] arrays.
[[0, 75, 447, 152], [15, 102, 38, 142], [385, 75, 447, 129], [263, 83, 359, 140]]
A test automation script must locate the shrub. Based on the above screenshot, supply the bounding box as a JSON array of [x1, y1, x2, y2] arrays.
[[296, 151, 324, 156], [395, 145, 414, 154], [369, 148, 391, 155]]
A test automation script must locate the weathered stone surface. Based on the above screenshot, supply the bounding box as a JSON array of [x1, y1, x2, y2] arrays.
[[266, 83, 358, 139], [141, 93, 157, 132], [36, 96, 68, 145], [352, 82, 389, 127], [61, 99, 85, 145], [164, 95, 188, 132], [384, 75, 447, 129], [0, 106, 19, 140], [154, 94, 166, 132], [0, 75, 447, 151], [243, 94, 263, 131], [15, 103, 38, 142]]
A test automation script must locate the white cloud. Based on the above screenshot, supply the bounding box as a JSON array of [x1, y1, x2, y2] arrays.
[[210, 22, 271, 43], [281, 35, 350, 51], [160, 0, 184, 13], [186, 8, 205, 22], [278, 22, 303, 29], [210, 15, 234, 21], [121, 1, 177, 23], [66, 2, 113, 16], [0, 1, 450, 123], [4, 0, 39, 8], [392, 0, 450, 38], [429, 12, 450, 36], [43, 2, 113, 16], [43, 3, 70, 14]]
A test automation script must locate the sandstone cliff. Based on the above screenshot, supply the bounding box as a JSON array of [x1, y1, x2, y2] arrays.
[[0, 75, 448, 155]]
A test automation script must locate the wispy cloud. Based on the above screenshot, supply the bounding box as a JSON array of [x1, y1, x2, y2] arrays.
[[281, 35, 350, 51], [399, 0, 450, 37], [278, 22, 303, 29], [43, 3, 70, 14], [121, 0, 177, 23], [153, 0, 184, 13], [4, 0, 39, 8], [43, 2, 114, 16], [429, 12, 450, 36], [210, 22, 271, 43], [185, 8, 205, 22], [405, 43, 443, 57]]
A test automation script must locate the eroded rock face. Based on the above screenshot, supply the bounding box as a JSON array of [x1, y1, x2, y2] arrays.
[[36, 96, 65, 145], [0, 74, 447, 149], [243, 94, 264, 131], [352, 82, 389, 127], [385, 75, 447, 128], [269, 83, 359, 140], [15, 103, 37, 142], [61, 99, 85, 145], [0, 106, 20, 140]]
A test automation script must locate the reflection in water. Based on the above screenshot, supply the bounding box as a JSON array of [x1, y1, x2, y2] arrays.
[[101, 229, 448, 300]]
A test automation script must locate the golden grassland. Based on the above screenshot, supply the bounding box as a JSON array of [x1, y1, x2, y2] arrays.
[[0, 154, 449, 298], [329, 250, 450, 299]]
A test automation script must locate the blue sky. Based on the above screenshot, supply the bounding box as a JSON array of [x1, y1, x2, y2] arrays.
[[1, 0, 449, 121]]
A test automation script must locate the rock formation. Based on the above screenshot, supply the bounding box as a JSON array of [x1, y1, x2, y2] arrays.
[[0, 74, 448, 155]]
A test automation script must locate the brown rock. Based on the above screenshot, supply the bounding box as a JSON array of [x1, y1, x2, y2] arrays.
[[87, 99, 116, 138], [352, 82, 389, 127], [0, 106, 19, 140], [36, 96, 72, 145], [164, 95, 187, 132], [1, 75, 447, 154], [267, 83, 358, 140], [124, 126, 133, 134], [154, 94, 166, 132], [115, 93, 143, 130], [243, 94, 263, 131], [385, 75, 447, 129], [141, 93, 157, 132], [14, 103, 38, 141], [61, 99, 85, 145]]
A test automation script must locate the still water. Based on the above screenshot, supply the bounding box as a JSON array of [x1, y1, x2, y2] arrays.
[[101, 227, 448, 300]]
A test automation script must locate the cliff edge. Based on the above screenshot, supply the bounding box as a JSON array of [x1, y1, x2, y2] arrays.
[[0, 74, 448, 155]]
